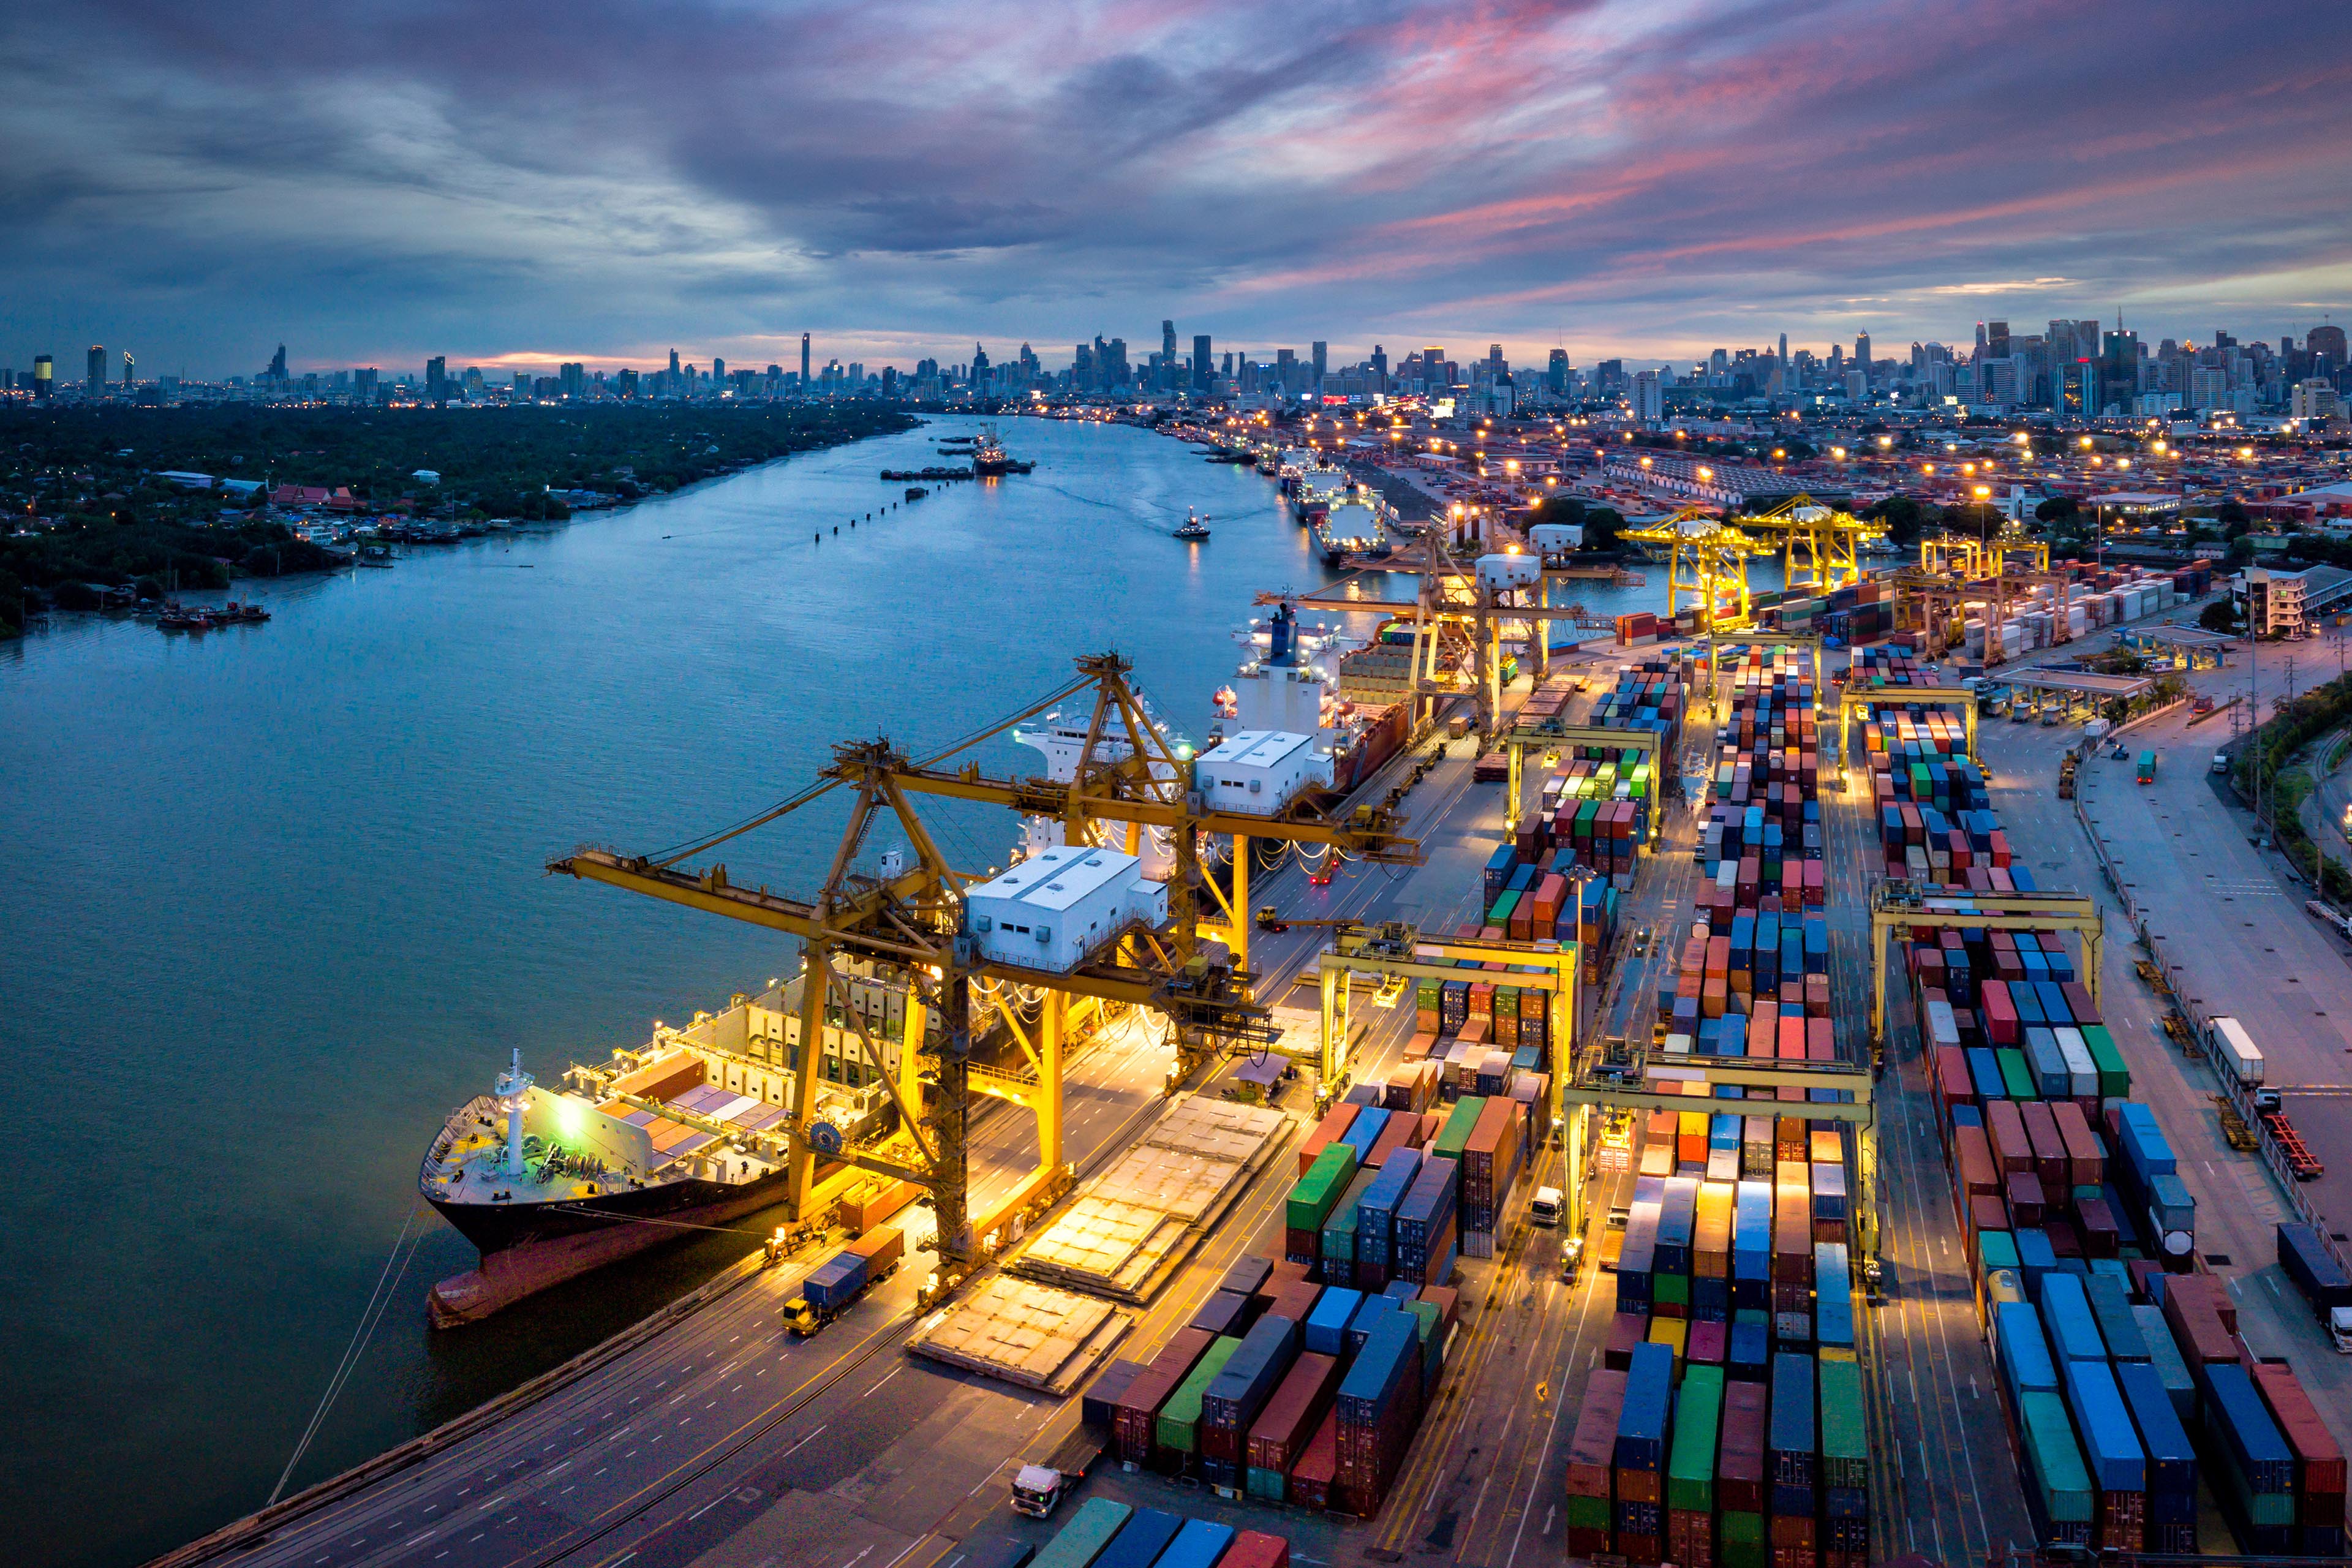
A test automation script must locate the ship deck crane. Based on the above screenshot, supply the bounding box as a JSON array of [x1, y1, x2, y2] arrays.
[[552, 652, 1420, 1305]]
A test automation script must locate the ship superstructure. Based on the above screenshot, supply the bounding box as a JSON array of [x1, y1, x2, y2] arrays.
[[1213, 601, 1411, 797]]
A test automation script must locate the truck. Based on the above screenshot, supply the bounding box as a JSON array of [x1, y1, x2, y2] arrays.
[[2136, 749, 2157, 784], [2208, 1015, 2266, 1090], [783, 1224, 903, 1336], [2213, 751, 2230, 774], [1529, 1185, 1564, 1226], [2276, 1223, 2352, 1354], [1009, 1423, 1108, 1517]]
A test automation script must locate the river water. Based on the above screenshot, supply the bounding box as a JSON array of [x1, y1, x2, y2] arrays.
[[0, 417, 1676, 1567]]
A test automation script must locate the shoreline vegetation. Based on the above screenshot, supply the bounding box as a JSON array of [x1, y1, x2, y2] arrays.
[[0, 403, 920, 636]]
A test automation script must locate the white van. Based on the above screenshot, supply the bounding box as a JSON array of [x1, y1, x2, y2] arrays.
[[1529, 1185, 1564, 1226]]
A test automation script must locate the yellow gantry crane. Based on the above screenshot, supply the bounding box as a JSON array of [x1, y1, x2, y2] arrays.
[[1622, 506, 1763, 633], [1737, 495, 1886, 596], [550, 652, 1420, 1303]]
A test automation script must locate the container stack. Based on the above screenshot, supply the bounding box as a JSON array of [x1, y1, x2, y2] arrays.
[[1110, 1252, 1455, 1519], [1691, 647, 1826, 922], [1613, 1341, 1673, 1562]]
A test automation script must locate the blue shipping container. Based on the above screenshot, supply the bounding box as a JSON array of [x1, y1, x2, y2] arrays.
[[1153, 1518, 1234, 1568], [2038, 1274, 2106, 1363], [1305, 1287, 1360, 1357], [1616, 1341, 1673, 1471], [2060, 1356, 2147, 1493], [1093, 1507, 1182, 1568]]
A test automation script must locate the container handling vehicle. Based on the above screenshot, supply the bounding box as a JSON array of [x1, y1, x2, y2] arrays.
[[783, 1224, 905, 1336], [1009, 1422, 1107, 1517]]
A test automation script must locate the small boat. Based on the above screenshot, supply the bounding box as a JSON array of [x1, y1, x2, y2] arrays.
[[1173, 510, 1212, 542]]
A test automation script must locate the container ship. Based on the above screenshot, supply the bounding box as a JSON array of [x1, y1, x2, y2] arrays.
[[1213, 602, 1411, 799], [970, 423, 1035, 476], [1312, 492, 1395, 567], [418, 975, 916, 1324]]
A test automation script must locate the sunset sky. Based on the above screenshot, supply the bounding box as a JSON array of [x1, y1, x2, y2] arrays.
[[6, 0, 2348, 377]]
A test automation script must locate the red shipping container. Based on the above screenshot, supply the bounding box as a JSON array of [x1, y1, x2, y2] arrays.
[[1565, 1367, 1626, 1499], [1606, 1311, 1648, 1370], [2051, 1101, 2104, 1187], [1219, 1532, 1291, 1568], [1985, 1099, 2032, 1173], [1299, 1104, 1359, 1176], [2020, 1101, 2067, 1192], [1950, 1125, 2000, 1199], [1286, 1407, 1338, 1511], [1113, 1327, 1215, 1463], [1980, 981, 2018, 1045], [1245, 1352, 1341, 1477]]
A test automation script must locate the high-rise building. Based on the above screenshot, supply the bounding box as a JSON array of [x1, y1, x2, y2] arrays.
[[2310, 325, 2348, 369], [1161, 320, 1177, 364], [1311, 341, 1327, 386], [1191, 334, 1212, 392], [355, 368, 380, 401], [426, 355, 448, 404], [1420, 347, 1447, 380], [121, 352, 134, 388], [266, 344, 288, 382], [1633, 369, 1662, 423], [799, 334, 810, 390], [86, 345, 105, 391], [1777, 333, 1789, 367], [559, 362, 586, 399], [33, 353, 52, 399], [712, 356, 725, 386], [1547, 348, 1569, 393], [1853, 333, 1871, 370], [1986, 320, 2010, 360], [1371, 345, 1388, 382]]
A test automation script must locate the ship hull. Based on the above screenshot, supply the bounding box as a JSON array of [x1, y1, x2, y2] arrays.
[[1325, 702, 1412, 795], [424, 1167, 793, 1326]]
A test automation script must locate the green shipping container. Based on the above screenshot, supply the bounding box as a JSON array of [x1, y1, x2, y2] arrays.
[[1031, 1497, 1134, 1568], [1245, 1464, 1285, 1502], [2079, 1024, 2129, 1099], [1654, 1271, 1690, 1308], [1408, 1298, 1442, 1378], [1564, 1494, 1611, 1531], [1817, 1358, 1868, 1491], [2019, 1390, 2093, 1525], [1995, 1048, 2037, 1101], [1434, 1096, 1485, 1159], [1978, 1230, 2019, 1272], [1322, 1169, 1379, 1264], [1720, 1509, 1766, 1568], [1156, 1336, 1242, 1454], [1489, 891, 1520, 927], [1415, 978, 1442, 1010], [1287, 1144, 1358, 1232], [1666, 1364, 1724, 1513]]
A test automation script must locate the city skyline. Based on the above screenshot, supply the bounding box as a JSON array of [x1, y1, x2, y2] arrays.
[[3, 1, 2347, 378]]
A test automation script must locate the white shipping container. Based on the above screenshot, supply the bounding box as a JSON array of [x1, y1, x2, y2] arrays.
[[2053, 1026, 2098, 1099], [2208, 1016, 2266, 1086]]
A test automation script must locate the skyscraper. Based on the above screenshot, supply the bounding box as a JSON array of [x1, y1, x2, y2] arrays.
[[121, 352, 134, 388], [1987, 320, 2010, 360], [87, 345, 106, 391], [1162, 320, 1177, 364], [1311, 341, 1327, 387], [712, 356, 725, 386], [32, 353, 51, 399], [801, 334, 810, 389], [1192, 334, 1212, 392], [426, 355, 448, 404], [2309, 325, 2348, 369], [1547, 348, 1569, 393], [1777, 332, 1789, 366], [1853, 332, 1871, 369], [266, 344, 288, 382]]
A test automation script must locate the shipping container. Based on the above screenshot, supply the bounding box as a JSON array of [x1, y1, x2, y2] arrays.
[[1030, 1498, 1133, 1568]]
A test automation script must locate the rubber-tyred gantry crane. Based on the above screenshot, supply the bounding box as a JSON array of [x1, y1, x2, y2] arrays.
[[551, 652, 1420, 1303]]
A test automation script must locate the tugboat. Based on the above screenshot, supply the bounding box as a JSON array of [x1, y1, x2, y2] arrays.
[[970, 424, 1035, 477], [1172, 509, 1212, 543]]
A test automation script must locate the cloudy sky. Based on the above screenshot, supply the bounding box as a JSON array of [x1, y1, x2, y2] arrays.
[[4, 0, 2348, 379]]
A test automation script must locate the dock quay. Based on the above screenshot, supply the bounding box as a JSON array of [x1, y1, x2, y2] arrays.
[[151, 609, 2352, 1568]]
